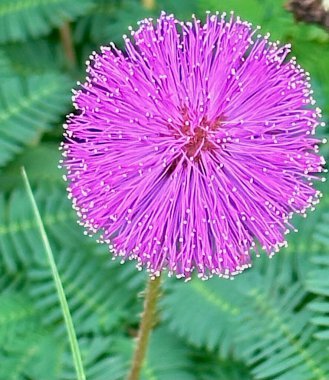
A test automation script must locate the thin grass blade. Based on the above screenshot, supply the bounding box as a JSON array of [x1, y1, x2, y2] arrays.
[[21, 167, 86, 380]]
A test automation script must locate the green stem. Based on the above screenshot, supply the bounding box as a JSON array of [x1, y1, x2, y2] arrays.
[[21, 168, 86, 380], [127, 275, 162, 380]]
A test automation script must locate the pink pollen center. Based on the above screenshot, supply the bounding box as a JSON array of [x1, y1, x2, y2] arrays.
[[165, 107, 225, 175]]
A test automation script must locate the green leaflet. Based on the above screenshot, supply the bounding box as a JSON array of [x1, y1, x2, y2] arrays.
[[0, 291, 126, 380], [162, 275, 242, 357], [1, 39, 64, 76], [0, 292, 65, 380], [236, 283, 329, 380], [0, 144, 64, 191], [61, 337, 128, 380], [0, 184, 82, 271], [191, 351, 253, 380], [0, 73, 72, 168], [307, 211, 329, 341], [113, 327, 197, 380], [28, 248, 144, 336], [163, 254, 329, 379]]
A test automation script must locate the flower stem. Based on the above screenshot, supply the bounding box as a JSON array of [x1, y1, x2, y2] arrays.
[[127, 275, 162, 380], [59, 21, 77, 69]]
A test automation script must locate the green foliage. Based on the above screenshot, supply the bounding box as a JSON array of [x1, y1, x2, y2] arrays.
[[0, 0, 328, 379], [198, 0, 266, 24], [157, 0, 199, 19], [0, 293, 36, 349], [28, 248, 142, 335], [61, 337, 127, 380], [142, 328, 195, 380], [192, 352, 253, 380], [306, 211, 329, 341], [1, 39, 65, 76], [284, 182, 329, 280], [235, 283, 329, 379], [23, 168, 86, 380], [0, 291, 63, 380], [0, 184, 81, 271], [0, 73, 72, 167], [163, 255, 329, 380], [114, 327, 196, 380], [0, 144, 64, 191], [162, 276, 242, 357], [0, 0, 94, 43], [75, 0, 153, 46]]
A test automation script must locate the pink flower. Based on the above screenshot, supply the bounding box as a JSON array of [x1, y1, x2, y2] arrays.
[[62, 12, 326, 279]]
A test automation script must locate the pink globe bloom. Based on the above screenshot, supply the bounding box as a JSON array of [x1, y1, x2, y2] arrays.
[[62, 12, 326, 279]]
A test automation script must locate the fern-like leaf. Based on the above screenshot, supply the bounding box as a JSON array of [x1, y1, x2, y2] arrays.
[[0, 144, 63, 192], [1, 39, 64, 76], [61, 337, 127, 380], [0, 293, 36, 348], [0, 184, 83, 272], [0, 50, 14, 77], [162, 249, 297, 358], [0, 73, 72, 167], [278, 179, 329, 280], [0, 292, 65, 380], [191, 351, 253, 380], [28, 248, 144, 336], [163, 258, 329, 379], [235, 280, 329, 380], [114, 326, 196, 380], [306, 210, 329, 340], [162, 275, 242, 357]]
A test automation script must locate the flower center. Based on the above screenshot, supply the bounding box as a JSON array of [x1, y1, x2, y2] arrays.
[[181, 106, 224, 161], [165, 106, 225, 176], [182, 120, 220, 161]]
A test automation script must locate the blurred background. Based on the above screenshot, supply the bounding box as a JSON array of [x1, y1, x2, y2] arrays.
[[0, 0, 328, 379]]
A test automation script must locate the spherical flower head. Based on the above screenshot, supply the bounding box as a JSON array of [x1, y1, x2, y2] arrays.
[[62, 12, 326, 280]]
